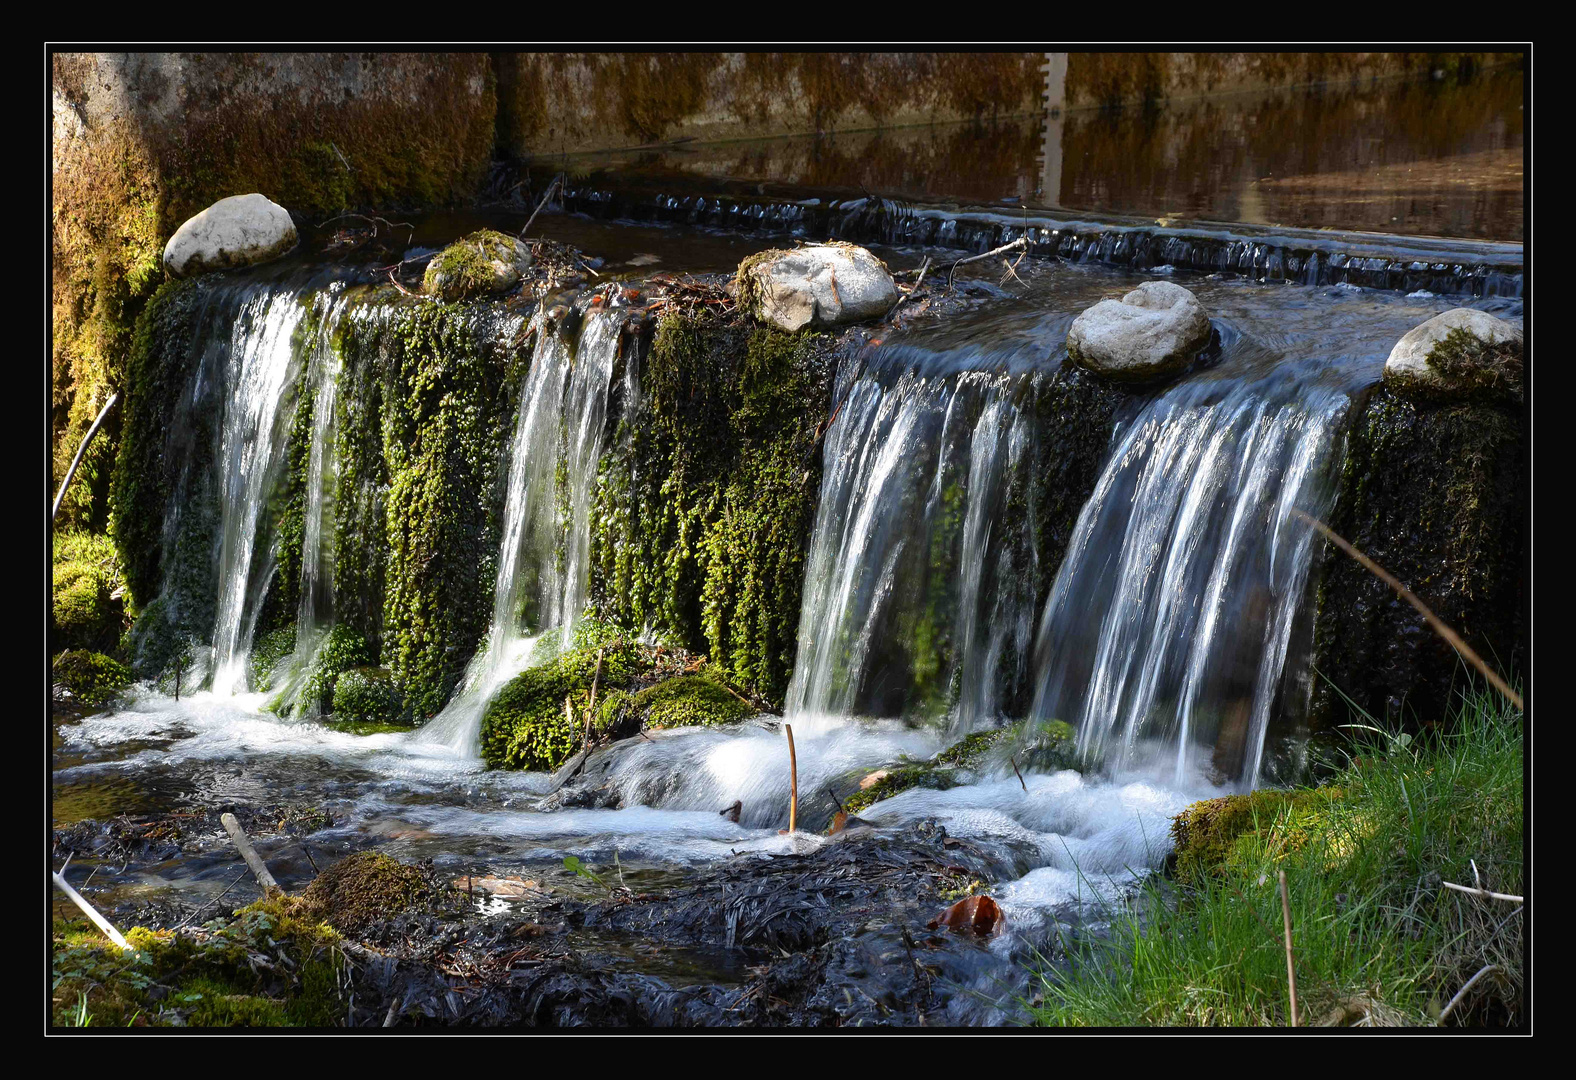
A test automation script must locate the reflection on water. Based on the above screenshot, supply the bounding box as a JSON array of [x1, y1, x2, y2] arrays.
[[563, 67, 1522, 241]]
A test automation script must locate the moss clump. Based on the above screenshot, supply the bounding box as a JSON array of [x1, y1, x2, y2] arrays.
[[589, 311, 835, 706], [635, 674, 754, 729], [842, 762, 957, 817], [1169, 787, 1345, 887], [480, 636, 650, 771], [422, 230, 529, 301], [51, 894, 344, 1028], [247, 626, 296, 695], [331, 666, 407, 726], [52, 531, 128, 654], [52, 650, 132, 711], [299, 851, 441, 935], [1396, 327, 1525, 404], [297, 625, 377, 716]]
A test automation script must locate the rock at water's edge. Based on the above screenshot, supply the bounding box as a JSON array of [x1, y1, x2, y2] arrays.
[[739, 243, 899, 332], [162, 193, 298, 278], [1067, 280, 1212, 381], [1384, 308, 1523, 400], [423, 231, 534, 301]]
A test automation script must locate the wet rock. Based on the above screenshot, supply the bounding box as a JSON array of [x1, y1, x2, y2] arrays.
[[423, 230, 534, 301], [1383, 308, 1523, 400], [737, 243, 899, 331], [1067, 280, 1212, 381], [162, 193, 298, 277]]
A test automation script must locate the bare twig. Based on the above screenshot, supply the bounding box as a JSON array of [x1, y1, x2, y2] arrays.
[[1292, 510, 1522, 710], [519, 175, 563, 240], [175, 867, 250, 930], [52, 869, 131, 950], [53, 393, 118, 519], [1009, 755, 1027, 792], [947, 237, 1030, 290], [786, 724, 799, 834], [1442, 881, 1525, 903], [1279, 870, 1299, 1027], [1438, 964, 1504, 1024], [584, 648, 604, 752], [220, 812, 281, 896]]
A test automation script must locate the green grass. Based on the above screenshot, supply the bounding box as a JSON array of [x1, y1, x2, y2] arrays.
[[1027, 686, 1524, 1028]]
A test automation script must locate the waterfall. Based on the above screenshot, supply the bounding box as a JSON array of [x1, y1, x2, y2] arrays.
[[1029, 368, 1349, 788], [207, 289, 311, 697], [786, 360, 1038, 726], [419, 307, 624, 755]]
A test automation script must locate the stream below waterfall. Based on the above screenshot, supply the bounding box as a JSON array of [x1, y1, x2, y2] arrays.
[[52, 211, 1523, 1025]]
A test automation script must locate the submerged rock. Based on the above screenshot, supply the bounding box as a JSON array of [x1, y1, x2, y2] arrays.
[[737, 243, 899, 331], [162, 193, 298, 277], [423, 230, 533, 301], [1066, 280, 1212, 380], [1383, 308, 1523, 400]]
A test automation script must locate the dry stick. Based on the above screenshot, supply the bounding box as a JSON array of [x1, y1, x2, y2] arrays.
[[220, 812, 281, 896], [52, 392, 119, 519], [583, 648, 605, 751], [519, 175, 562, 240], [52, 869, 131, 950], [786, 724, 799, 834], [946, 237, 1030, 290], [1292, 510, 1522, 711], [1442, 880, 1525, 903], [1279, 870, 1299, 1028], [1009, 755, 1028, 792], [1438, 963, 1504, 1024]]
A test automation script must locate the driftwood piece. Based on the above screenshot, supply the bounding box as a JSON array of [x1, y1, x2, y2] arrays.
[[52, 392, 119, 519], [220, 812, 281, 896], [52, 869, 132, 950]]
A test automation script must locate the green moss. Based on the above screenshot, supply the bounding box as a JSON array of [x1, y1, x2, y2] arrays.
[[52, 531, 128, 653], [331, 666, 407, 726], [635, 673, 754, 729], [51, 894, 344, 1028], [1392, 327, 1525, 403], [52, 650, 133, 711], [423, 230, 527, 301], [480, 636, 649, 770], [289, 624, 376, 718], [247, 626, 296, 695], [1170, 787, 1345, 887], [589, 311, 834, 706], [298, 851, 438, 935], [841, 762, 957, 817]]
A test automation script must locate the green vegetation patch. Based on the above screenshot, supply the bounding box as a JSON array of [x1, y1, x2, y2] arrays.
[[52, 531, 129, 654], [299, 850, 445, 935], [331, 666, 408, 726], [52, 650, 133, 711]]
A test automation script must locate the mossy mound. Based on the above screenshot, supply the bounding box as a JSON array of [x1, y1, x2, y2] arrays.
[[635, 674, 755, 729], [52, 532, 128, 654], [331, 666, 407, 726], [52, 650, 132, 711], [423, 230, 531, 301], [1406, 327, 1524, 404], [51, 895, 343, 1028], [247, 626, 296, 695], [1169, 787, 1345, 887], [282, 625, 376, 718], [299, 851, 445, 935]]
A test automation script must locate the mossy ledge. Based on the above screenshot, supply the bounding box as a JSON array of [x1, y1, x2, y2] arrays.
[[588, 310, 837, 706], [52, 650, 133, 712]]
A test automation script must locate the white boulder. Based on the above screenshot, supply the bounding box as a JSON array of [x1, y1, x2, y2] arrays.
[[162, 193, 297, 278], [1384, 308, 1523, 396], [1067, 280, 1213, 380], [740, 243, 899, 332]]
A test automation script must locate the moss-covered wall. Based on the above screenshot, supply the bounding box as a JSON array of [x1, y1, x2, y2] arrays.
[[1308, 387, 1525, 729], [493, 52, 1047, 156], [51, 52, 497, 533], [588, 313, 835, 706], [1063, 51, 1524, 110]]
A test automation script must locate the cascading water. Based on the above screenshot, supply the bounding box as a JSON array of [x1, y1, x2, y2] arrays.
[[207, 290, 312, 698], [419, 307, 625, 755], [787, 361, 1039, 727], [1030, 359, 1351, 789]]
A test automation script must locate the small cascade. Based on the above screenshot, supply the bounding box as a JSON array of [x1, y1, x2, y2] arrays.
[[207, 289, 312, 697], [420, 307, 625, 755], [1030, 367, 1350, 788], [787, 359, 1039, 727]]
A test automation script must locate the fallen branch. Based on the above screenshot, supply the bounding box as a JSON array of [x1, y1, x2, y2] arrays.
[[52, 869, 132, 950], [53, 392, 118, 520], [1442, 881, 1525, 903], [1009, 755, 1027, 793], [1279, 870, 1299, 1027], [583, 648, 604, 752], [519, 175, 563, 241], [220, 812, 281, 896], [1291, 510, 1522, 710]]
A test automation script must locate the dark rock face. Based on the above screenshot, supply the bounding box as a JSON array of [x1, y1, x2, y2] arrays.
[[1309, 386, 1525, 730]]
